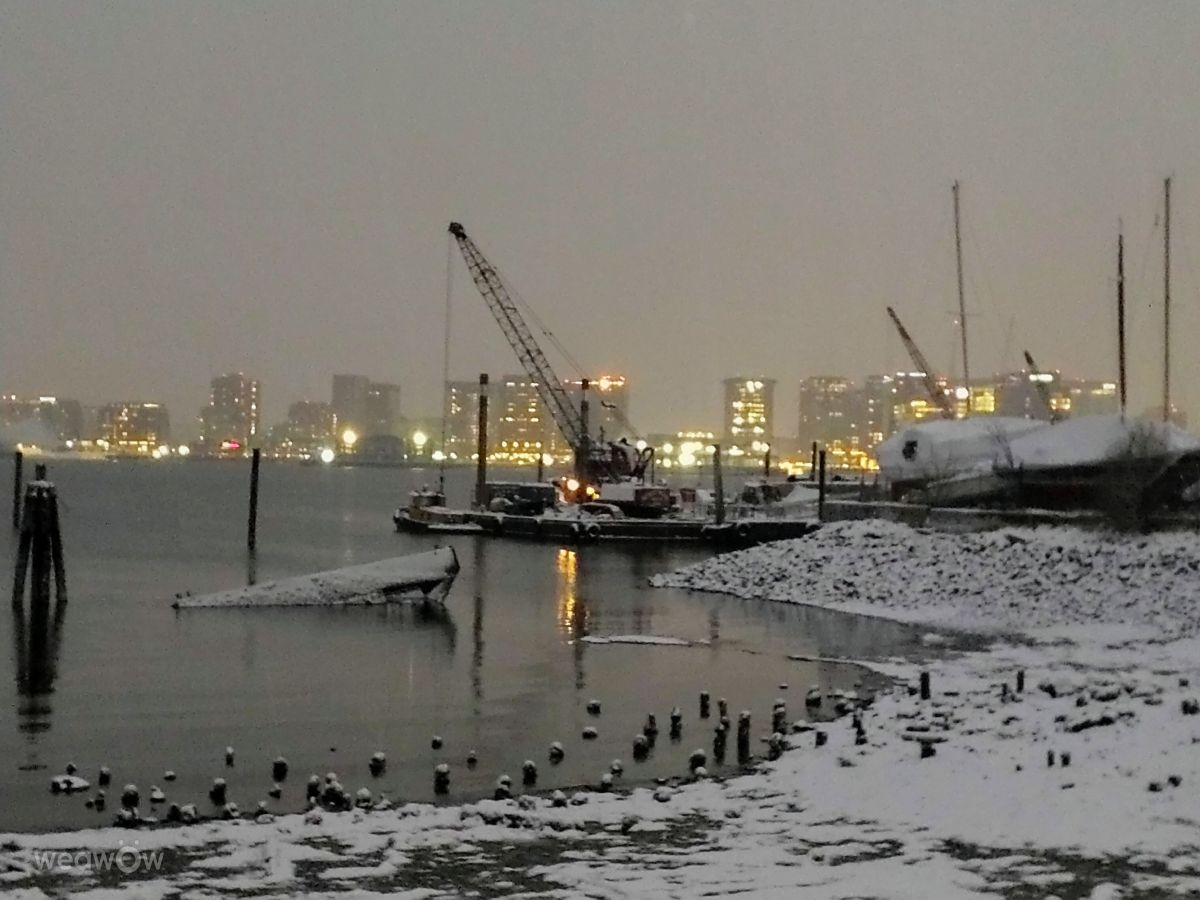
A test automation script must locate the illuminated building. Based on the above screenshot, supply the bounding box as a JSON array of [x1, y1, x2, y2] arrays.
[[565, 375, 631, 442], [97, 402, 171, 453], [268, 401, 335, 457], [331, 374, 370, 437], [1060, 379, 1119, 419], [494, 375, 549, 462], [797, 376, 862, 453], [646, 431, 717, 470], [949, 379, 998, 418], [443, 380, 483, 460], [860, 375, 896, 449], [365, 382, 402, 437], [995, 370, 1061, 420], [889, 372, 951, 428], [200, 373, 260, 453], [723, 377, 776, 459]]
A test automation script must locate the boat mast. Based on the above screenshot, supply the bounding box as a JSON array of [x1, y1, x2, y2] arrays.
[[1117, 226, 1127, 419], [1162, 176, 1171, 423], [437, 232, 453, 493], [953, 181, 971, 415]]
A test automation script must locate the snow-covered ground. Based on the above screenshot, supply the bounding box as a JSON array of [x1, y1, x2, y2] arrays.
[[6, 521, 1200, 898]]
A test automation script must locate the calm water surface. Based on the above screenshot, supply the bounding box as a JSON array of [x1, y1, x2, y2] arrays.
[[0, 459, 942, 832]]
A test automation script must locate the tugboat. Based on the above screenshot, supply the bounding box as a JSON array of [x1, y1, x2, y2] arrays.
[[393, 487, 482, 534]]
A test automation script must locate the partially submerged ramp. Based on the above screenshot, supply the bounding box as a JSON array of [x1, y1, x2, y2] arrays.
[[174, 547, 459, 609]]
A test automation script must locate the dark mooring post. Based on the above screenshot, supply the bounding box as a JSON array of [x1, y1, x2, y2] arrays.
[[712, 443, 725, 525], [536, 451, 544, 483], [763, 444, 771, 478], [247, 448, 261, 552], [818, 450, 827, 522], [475, 374, 489, 508], [12, 469, 67, 608], [810, 441, 818, 482], [11, 450, 22, 530]]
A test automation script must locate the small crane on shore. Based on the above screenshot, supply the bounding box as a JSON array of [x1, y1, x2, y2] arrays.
[[886, 306, 956, 419], [448, 222, 652, 489]]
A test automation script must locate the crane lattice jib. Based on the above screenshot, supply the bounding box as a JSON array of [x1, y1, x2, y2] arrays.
[[449, 223, 587, 449], [886, 306, 955, 419]]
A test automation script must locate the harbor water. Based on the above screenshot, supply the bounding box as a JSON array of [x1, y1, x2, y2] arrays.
[[1, 460, 947, 832]]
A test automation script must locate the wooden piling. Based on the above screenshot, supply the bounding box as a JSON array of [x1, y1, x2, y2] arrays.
[[475, 374, 489, 508], [11, 476, 67, 609], [919, 671, 931, 700], [712, 443, 725, 525], [763, 445, 770, 477], [247, 448, 261, 551], [11, 450, 22, 530], [48, 488, 66, 603], [817, 450, 827, 521], [810, 442, 818, 481]]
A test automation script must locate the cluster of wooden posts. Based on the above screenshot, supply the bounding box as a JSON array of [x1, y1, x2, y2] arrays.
[[11, 453, 67, 611]]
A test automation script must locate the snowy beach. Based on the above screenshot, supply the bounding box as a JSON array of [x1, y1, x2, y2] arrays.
[[6, 521, 1200, 898]]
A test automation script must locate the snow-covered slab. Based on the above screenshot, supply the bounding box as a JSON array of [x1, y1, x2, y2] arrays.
[[173, 547, 459, 609]]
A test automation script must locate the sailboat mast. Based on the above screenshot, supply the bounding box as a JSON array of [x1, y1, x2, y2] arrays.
[[953, 181, 971, 415], [1162, 176, 1171, 423], [1117, 227, 1127, 419]]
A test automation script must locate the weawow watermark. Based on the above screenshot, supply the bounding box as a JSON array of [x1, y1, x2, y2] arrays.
[[32, 842, 165, 876]]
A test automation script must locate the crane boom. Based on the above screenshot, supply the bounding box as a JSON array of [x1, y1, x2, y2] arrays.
[[886, 306, 955, 419], [448, 222, 586, 450], [1022, 350, 1060, 422]]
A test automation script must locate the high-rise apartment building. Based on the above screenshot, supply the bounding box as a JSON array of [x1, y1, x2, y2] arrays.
[[331, 374, 371, 439], [443, 380, 483, 459], [797, 376, 861, 452], [200, 373, 260, 451], [495, 375, 549, 460], [723, 377, 776, 455], [365, 382, 402, 438], [97, 402, 171, 452]]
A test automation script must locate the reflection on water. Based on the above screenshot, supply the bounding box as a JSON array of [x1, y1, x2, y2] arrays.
[[12, 591, 66, 771]]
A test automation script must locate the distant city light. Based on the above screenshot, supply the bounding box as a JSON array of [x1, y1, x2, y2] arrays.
[[319, 448, 335, 464], [177, 445, 191, 457], [431, 450, 446, 462], [341, 429, 358, 448], [412, 430, 428, 449]]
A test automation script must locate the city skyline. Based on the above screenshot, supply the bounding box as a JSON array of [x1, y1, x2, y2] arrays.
[[0, 360, 1132, 459], [2, 4, 1197, 438]]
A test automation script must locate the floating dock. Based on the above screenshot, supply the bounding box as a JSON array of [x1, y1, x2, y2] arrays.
[[396, 508, 817, 546]]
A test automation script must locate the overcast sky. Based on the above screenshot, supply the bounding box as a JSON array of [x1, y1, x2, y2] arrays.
[[2, 1, 1198, 437]]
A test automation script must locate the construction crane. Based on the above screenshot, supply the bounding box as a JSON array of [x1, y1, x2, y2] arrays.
[[886, 306, 956, 419], [1022, 350, 1061, 423], [448, 222, 652, 485]]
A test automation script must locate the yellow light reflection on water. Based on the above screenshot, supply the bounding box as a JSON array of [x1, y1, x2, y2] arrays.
[[555, 548, 581, 633]]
